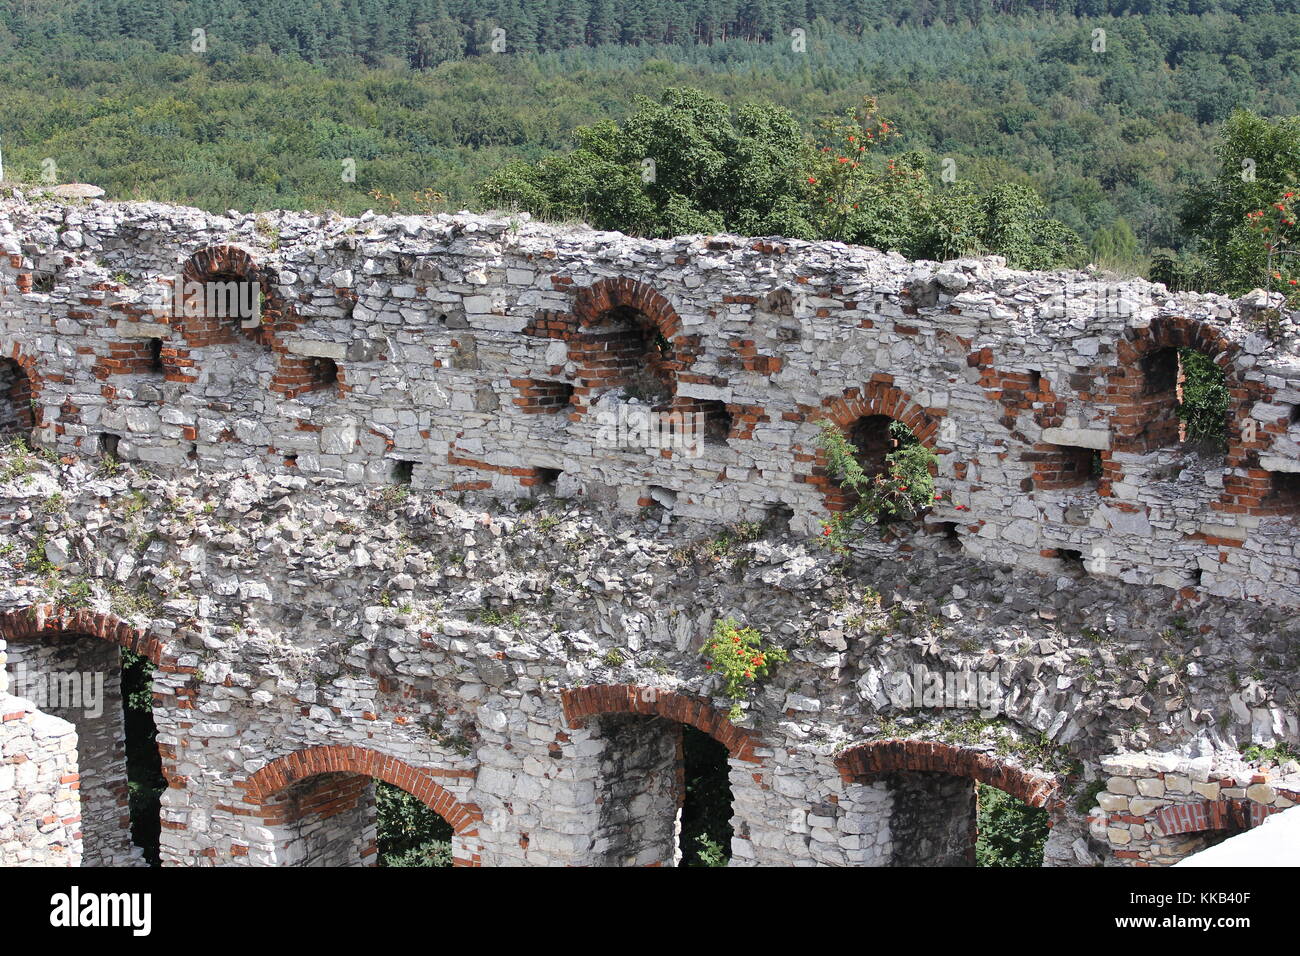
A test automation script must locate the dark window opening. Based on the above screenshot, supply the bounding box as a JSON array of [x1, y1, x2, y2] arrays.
[[1057, 548, 1085, 569], [0, 358, 35, 440], [934, 520, 961, 548], [533, 467, 561, 492], [700, 401, 732, 445], [284, 453, 298, 468], [1027, 369, 1042, 397], [147, 338, 165, 374], [848, 414, 904, 477], [31, 271, 57, 293], [1141, 348, 1179, 395], [392, 460, 415, 484], [312, 357, 338, 388], [764, 503, 794, 533], [1266, 471, 1300, 513], [101, 433, 121, 461]]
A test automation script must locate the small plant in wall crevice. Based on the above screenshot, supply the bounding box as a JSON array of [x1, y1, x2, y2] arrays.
[[702, 617, 789, 721]]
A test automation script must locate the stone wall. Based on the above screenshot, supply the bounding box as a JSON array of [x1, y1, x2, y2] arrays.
[[0, 192, 1297, 866], [1, 192, 1299, 609], [0, 636, 83, 865]]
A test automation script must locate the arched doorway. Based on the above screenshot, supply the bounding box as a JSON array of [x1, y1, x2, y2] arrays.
[[559, 684, 761, 866], [836, 739, 1060, 867], [240, 745, 483, 866], [0, 606, 170, 866]]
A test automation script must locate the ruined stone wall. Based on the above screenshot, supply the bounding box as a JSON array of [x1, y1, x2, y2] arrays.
[[0, 452, 1291, 866], [0, 193, 1297, 867], [0, 636, 83, 865], [1, 193, 1299, 610]]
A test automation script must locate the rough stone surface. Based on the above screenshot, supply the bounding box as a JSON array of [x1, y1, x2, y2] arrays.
[[0, 194, 1296, 866]]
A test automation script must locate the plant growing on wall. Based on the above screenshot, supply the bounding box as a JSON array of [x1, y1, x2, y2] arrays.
[[814, 419, 939, 552], [702, 617, 788, 721]]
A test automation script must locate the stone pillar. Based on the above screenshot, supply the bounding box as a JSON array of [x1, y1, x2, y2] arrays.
[[585, 714, 682, 867], [5, 636, 139, 865], [251, 773, 377, 866]]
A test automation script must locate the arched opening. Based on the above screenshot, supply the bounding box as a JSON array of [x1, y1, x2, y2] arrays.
[[241, 746, 482, 866], [836, 740, 1058, 868], [179, 245, 277, 350], [3, 634, 161, 866], [0, 357, 36, 440], [560, 685, 759, 867], [568, 277, 690, 417], [585, 305, 675, 408], [974, 783, 1050, 866], [375, 780, 455, 867], [1117, 340, 1230, 458], [819, 414, 937, 525]]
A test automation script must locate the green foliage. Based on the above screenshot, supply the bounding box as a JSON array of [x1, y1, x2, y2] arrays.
[[1180, 110, 1300, 295], [375, 780, 453, 867], [482, 87, 814, 238], [691, 834, 729, 867], [1177, 348, 1230, 452], [1240, 741, 1300, 764], [1089, 218, 1141, 271], [484, 89, 1082, 267], [3, 10, 1300, 268], [815, 419, 939, 552], [702, 618, 788, 714], [975, 783, 1049, 867]]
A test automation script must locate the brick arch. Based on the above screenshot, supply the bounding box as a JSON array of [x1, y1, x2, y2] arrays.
[[835, 739, 1061, 810], [571, 277, 683, 341], [0, 342, 41, 437], [240, 744, 484, 866], [1108, 315, 1244, 456], [0, 604, 171, 667], [560, 684, 762, 763], [178, 244, 282, 349], [799, 383, 944, 513], [567, 277, 700, 413]]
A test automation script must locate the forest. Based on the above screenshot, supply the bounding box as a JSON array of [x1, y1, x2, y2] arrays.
[[0, 0, 1298, 285]]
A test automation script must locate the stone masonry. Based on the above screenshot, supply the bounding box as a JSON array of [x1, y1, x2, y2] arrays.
[[0, 189, 1297, 866]]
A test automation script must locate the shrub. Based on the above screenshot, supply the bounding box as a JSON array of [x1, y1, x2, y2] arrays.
[[814, 418, 939, 551], [702, 617, 788, 718]]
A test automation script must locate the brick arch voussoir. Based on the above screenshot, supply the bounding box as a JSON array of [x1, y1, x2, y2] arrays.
[[559, 684, 763, 763], [835, 739, 1062, 810], [820, 385, 942, 448], [1120, 315, 1239, 366], [179, 244, 286, 344], [572, 277, 684, 344], [0, 604, 171, 667], [241, 744, 483, 840]]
